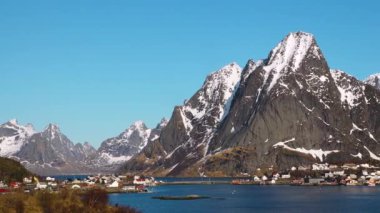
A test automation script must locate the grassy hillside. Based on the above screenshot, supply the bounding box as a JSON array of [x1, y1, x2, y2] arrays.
[[0, 157, 32, 183]]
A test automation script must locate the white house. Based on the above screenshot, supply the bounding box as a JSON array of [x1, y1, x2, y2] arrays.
[[37, 182, 47, 190], [107, 181, 119, 188], [23, 177, 32, 184], [46, 177, 55, 182]]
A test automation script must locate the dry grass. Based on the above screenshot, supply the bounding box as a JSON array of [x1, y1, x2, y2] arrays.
[[0, 188, 140, 213]]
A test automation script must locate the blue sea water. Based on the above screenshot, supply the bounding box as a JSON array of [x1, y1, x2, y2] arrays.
[[50, 175, 89, 181], [109, 184, 380, 213]]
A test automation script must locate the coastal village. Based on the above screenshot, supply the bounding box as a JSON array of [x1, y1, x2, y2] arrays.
[[1, 163, 380, 195], [232, 163, 380, 186], [0, 174, 157, 194]]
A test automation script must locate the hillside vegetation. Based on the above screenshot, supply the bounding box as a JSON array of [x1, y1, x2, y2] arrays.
[[0, 157, 32, 183]]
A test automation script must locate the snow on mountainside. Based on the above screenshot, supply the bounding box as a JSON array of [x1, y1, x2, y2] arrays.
[[365, 73, 380, 90], [0, 119, 35, 156], [97, 119, 167, 166], [262, 32, 320, 92], [173, 63, 242, 153], [0, 118, 168, 174], [0, 120, 96, 175], [123, 63, 242, 176], [331, 69, 366, 108], [177, 63, 242, 135], [123, 31, 380, 177], [98, 121, 151, 164], [3, 32, 380, 177]]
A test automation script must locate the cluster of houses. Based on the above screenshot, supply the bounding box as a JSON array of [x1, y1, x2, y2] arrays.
[[0, 174, 158, 193], [233, 163, 380, 186]]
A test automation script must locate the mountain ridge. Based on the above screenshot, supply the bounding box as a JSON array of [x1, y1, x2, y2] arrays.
[[122, 31, 380, 176], [2, 31, 379, 176]]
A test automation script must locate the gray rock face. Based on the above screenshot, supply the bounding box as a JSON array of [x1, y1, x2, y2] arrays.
[[123, 63, 243, 175], [98, 121, 151, 163], [365, 73, 380, 90], [123, 32, 380, 176], [0, 121, 96, 175], [0, 118, 168, 175], [92, 119, 168, 172], [0, 119, 35, 157]]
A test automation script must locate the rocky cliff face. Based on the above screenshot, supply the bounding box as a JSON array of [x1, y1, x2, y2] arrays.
[[0, 118, 168, 175], [0, 121, 96, 175], [123, 32, 380, 176], [122, 63, 242, 176], [0, 119, 35, 157], [365, 74, 380, 90], [93, 119, 168, 171], [3, 32, 380, 177]]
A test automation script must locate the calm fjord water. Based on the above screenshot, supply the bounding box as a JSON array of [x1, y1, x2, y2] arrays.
[[109, 184, 380, 213]]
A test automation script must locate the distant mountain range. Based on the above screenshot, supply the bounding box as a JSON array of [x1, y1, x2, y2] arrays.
[[0, 118, 167, 175], [1, 32, 379, 176]]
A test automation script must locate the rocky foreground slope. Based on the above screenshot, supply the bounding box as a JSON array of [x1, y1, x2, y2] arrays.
[[122, 32, 380, 176]]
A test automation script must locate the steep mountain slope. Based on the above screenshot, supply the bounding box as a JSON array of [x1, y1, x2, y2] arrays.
[[0, 119, 35, 157], [16, 124, 97, 175], [202, 33, 380, 175], [123, 32, 380, 176], [91, 119, 168, 172], [365, 73, 380, 90], [0, 118, 167, 175], [98, 121, 152, 164], [123, 63, 242, 175], [0, 121, 97, 175]]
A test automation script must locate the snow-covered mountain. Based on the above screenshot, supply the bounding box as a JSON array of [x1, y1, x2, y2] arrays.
[[91, 119, 168, 171], [0, 118, 168, 175], [98, 121, 152, 164], [122, 63, 243, 176], [3, 32, 380, 177], [123, 32, 380, 176], [365, 73, 380, 90], [0, 120, 96, 175], [0, 119, 35, 157]]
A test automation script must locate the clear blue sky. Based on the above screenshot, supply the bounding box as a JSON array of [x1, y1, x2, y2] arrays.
[[1, 0, 379, 148]]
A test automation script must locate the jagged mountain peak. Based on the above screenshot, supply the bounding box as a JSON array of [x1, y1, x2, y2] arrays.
[[1, 119, 36, 136], [331, 69, 366, 108], [120, 121, 149, 139], [44, 123, 60, 132], [182, 62, 242, 122], [157, 118, 169, 129], [42, 123, 62, 140], [130, 120, 147, 129], [96, 120, 157, 166], [8, 119, 18, 126], [260, 31, 324, 94], [204, 62, 241, 85], [83, 141, 92, 147], [365, 73, 380, 90], [266, 32, 319, 71], [0, 119, 35, 156]]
